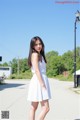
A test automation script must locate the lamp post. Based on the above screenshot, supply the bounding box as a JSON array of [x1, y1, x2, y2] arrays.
[[74, 10, 80, 88]]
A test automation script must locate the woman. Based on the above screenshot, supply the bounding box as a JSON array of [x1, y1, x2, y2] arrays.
[[27, 36, 51, 120]]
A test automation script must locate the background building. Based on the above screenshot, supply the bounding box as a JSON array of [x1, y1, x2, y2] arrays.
[[0, 66, 12, 78]]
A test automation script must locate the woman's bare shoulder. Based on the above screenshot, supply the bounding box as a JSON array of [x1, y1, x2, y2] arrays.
[[31, 52, 39, 60]]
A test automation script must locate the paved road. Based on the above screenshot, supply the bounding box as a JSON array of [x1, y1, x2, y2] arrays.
[[0, 79, 80, 120]]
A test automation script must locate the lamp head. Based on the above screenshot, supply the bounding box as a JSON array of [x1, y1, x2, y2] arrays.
[[75, 10, 80, 22]]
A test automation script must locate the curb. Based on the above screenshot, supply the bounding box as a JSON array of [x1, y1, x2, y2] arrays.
[[69, 87, 80, 94]]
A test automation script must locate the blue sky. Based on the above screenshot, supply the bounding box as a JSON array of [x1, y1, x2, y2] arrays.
[[0, 0, 80, 63]]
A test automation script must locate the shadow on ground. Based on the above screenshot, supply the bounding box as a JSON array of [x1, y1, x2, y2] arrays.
[[0, 83, 25, 91]]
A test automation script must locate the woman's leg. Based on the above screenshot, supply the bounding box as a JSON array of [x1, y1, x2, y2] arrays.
[[37, 100, 50, 120], [29, 102, 39, 120]]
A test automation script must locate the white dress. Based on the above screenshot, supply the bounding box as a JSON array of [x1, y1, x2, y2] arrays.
[[27, 57, 51, 102]]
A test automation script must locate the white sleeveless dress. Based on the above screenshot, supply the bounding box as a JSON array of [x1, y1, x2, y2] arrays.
[[27, 57, 51, 102]]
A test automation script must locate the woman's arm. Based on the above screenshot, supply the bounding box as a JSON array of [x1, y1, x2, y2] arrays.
[[31, 53, 46, 88]]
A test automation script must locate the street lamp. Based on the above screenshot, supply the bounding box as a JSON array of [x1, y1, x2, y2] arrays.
[[74, 10, 80, 88]]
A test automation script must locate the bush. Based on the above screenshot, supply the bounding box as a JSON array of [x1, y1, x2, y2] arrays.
[[9, 70, 32, 79], [55, 73, 73, 81]]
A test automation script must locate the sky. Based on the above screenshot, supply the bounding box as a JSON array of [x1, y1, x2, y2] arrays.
[[0, 0, 80, 63]]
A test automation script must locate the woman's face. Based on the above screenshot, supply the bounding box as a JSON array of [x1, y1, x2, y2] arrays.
[[34, 39, 42, 53]]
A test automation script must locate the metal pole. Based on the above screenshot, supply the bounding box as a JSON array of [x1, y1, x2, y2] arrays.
[[74, 10, 80, 88], [74, 21, 77, 88]]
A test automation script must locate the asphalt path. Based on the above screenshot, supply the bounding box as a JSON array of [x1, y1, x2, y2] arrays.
[[0, 79, 80, 120]]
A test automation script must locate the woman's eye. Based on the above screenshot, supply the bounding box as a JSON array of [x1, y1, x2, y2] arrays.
[[35, 43, 42, 46], [35, 44, 37, 46]]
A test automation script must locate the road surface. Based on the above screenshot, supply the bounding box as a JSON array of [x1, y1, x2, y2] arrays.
[[0, 79, 80, 120]]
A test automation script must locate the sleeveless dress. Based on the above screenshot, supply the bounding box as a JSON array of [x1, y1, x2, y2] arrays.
[[27, 57, 51, 102]]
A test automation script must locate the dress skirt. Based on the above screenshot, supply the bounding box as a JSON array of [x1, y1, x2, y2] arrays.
[[27, 73, 51, 102]]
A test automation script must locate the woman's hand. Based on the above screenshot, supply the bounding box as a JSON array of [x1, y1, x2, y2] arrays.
[[41, 83, 46, 89]]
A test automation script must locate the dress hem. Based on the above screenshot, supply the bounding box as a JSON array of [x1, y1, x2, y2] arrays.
[[27, 98, 51, 102]]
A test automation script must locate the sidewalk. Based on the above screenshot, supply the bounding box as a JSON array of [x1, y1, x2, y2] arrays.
[[0, 79, 80, 120], [70, 87, 80, 94]]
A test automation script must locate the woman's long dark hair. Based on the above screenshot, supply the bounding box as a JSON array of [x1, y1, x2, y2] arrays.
[[28, 36, 47, 67]]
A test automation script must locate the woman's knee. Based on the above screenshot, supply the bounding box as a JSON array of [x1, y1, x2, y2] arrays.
[[44, 106, 50, 113], [31, 102, 38, 111], [41, 100, 50, 113], [31, 106, 37, 111]]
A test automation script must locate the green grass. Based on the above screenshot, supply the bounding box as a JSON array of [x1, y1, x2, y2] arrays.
[[53, 74, 73, 81], [9, 71, 32, 79]]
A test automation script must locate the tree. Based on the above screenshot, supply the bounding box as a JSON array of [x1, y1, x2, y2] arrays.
[[46, 51, 65, 77], [76, 47, 80, 70], [61, 50, 74, 73], [9, 58, 17, 74], [19, 58, 30, 73]]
